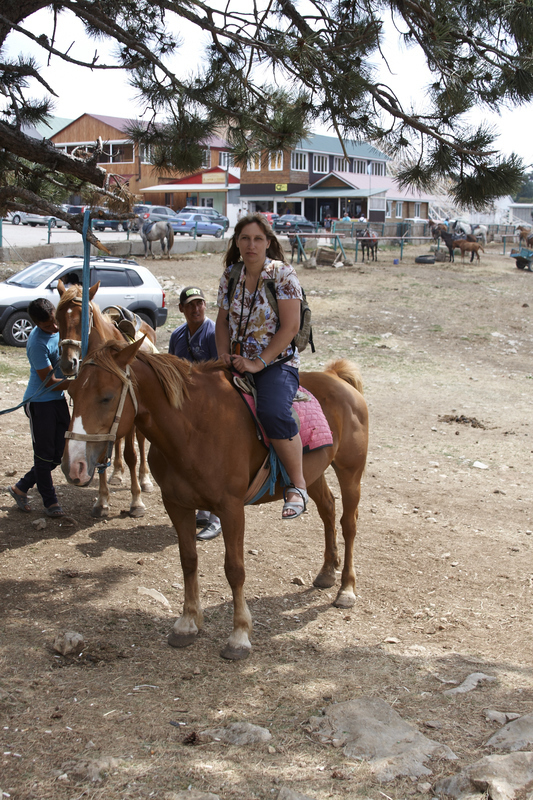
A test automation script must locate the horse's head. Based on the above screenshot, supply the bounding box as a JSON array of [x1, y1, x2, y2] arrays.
[[62, 336, 144, 486], [56, 281, 100, 376]]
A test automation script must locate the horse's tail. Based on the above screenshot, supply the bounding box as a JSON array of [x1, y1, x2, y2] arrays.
[[167, 224, 174, 251], [324, 358, 363, 395]]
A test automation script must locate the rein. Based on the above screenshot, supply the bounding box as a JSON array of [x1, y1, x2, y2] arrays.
[[64, 361, 138, 473]]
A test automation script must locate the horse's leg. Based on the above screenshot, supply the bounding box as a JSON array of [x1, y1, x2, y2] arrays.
[[109, 439, 125, 485], [219, 503, 252, 660], [136, 430, 154, 493], [331, 461, 364, 608], [123, 427, 146, 517], [309, 473, 340, 589], [92, 471, 111, 518], [164, 500, 204, 648]]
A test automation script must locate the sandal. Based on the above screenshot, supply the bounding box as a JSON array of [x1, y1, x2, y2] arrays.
[[8, 485, 31, 513], [282, 486, 308, 520], [45, 505, 65, 518]]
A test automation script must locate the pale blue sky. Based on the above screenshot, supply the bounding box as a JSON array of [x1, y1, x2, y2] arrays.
[[5, 7, 532, 167]]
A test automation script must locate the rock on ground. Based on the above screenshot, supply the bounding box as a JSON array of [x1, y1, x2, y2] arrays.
[[486, 712, 533, 751], [308, 696, 456, 781], [434, 751, 533, 800], [199, 721, 271, 745]]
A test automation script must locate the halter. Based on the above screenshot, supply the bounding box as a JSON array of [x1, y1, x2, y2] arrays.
[[64, 361, 138, 474], [58, 298, 94, 355]]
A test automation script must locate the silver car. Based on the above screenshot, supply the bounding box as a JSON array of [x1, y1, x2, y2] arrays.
[[9, 211, 69, 228], [0, 256, 168, 347]]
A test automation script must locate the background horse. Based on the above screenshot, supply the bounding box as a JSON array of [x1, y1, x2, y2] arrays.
[[428, 219, 448, 241], [136, 219, 175, 258], [457, 240, 484, 262], [440, 230, 465, 262], [62, 339, 369, 661], [56, 281, 157, 517], [515, 224, 532, 246], [288, 234, 307, 263], [357, 228, 378, 261]]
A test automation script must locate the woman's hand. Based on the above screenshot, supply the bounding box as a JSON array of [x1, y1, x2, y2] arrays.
[[230, 355, 263, 374], [219, 353, 233, 367]]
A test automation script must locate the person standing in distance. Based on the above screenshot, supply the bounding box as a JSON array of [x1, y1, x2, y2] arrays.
[[8, 298, 70, 517], [168, 286, 221, 541]]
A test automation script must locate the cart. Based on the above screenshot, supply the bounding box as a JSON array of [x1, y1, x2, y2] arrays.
[[509, 247, 533, 271]]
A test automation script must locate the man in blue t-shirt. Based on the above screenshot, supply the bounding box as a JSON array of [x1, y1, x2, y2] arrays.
[[169, 286, 220, 541], [9, 299, 70, 517]]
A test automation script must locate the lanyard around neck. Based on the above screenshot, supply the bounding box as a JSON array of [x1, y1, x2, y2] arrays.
[[237, 268, 261, 344]]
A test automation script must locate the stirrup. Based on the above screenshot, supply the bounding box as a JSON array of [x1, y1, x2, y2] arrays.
[[282, 486, 308, 520]]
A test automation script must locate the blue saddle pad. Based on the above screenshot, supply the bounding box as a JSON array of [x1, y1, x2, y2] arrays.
[[142, 221, 155, 236]]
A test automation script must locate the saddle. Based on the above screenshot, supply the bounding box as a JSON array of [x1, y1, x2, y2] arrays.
[[230, 372, 334, 505], [142, 221, 155, 236], [103, 306, 144, 340]]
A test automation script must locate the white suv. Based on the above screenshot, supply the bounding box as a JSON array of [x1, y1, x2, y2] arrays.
[[0, 256, 167, 347]]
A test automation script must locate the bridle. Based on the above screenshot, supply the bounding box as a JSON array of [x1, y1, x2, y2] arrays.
[[58, 297, 94, 358], [64, 361, 138, 474]]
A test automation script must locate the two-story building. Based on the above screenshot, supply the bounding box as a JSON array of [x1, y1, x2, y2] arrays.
[[50, 114, 238, 218], [239, 134, 431, 224]]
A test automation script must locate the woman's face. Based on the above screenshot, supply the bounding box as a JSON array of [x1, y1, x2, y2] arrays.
[[236, 222, 270, 268]]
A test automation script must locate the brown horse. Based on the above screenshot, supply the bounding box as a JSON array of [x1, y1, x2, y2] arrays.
[[56, 282, 157, 517], [357, 228, 378, 261], [457, 240, 484, 262], [61, 337, 369, 660]]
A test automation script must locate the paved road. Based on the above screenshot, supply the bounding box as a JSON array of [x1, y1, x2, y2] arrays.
[[0, 220, 233, 252]]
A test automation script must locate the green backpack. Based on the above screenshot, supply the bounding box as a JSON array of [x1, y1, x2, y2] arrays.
[[226, 260, 315, 354]]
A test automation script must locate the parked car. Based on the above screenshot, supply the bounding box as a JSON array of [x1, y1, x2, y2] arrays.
[[180, 206, 230, 231], [91, 208, 130, 232], [260, 211, 279, 224], [174, 213, 224, 238], [0, 256, 167, 347], [8, 210, 69, 228], [132, 205, 183, 231], [273, 214, 315, 233]]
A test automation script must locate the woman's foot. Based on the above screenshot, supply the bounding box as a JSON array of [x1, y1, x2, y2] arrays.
[[8, 485, 31, 513], [282, 486, 308, 520]]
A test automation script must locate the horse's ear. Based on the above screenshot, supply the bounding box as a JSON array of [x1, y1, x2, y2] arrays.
[[89, 282, 100, 301], [115, 336, 146, 370], [57, 279, 66, 296]]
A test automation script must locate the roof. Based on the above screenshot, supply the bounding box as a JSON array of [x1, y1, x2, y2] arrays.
[[34, 116, 74, 138], [295, 134, 389, 161], [288, 171, 434, 202]]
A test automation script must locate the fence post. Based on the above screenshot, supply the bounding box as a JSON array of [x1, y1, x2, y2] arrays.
[[47, 219, 52, 244], [0, 217, 2, 248]]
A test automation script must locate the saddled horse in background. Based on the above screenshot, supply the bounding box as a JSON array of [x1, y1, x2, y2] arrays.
[[56, 281, 157, 517], [428, 218, 449, 241], [62, 337, 369, 660], [136, 218, 175, 259], [516, 224, 532, 246], [357, 227, 378, 261]]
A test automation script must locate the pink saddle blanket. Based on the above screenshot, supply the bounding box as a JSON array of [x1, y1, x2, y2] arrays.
[[241, 385, 333, 453]]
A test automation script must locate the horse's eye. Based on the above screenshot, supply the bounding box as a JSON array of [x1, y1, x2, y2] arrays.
[[100, 394, 114, 405]]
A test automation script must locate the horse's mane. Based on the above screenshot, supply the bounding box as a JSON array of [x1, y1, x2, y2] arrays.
[[57, 284, 83, 310], [324, 358, 364, 394], [83, 341, 227, 409]]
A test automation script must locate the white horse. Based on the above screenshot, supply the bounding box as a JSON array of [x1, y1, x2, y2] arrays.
[[471, 224, 488, 245], [136, 219, 175, 259]]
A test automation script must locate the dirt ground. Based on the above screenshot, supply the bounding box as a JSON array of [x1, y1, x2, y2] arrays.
[[0, 239, 532, 800]]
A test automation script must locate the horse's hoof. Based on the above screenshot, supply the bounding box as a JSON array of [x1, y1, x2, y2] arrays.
[[108, 475, 123, 486], [129, 506, 146, 518], [141, 481, 154, 493], [91, 506, 109, 518], [168, 631, 196, 648], [220, 644, 250, 661], [333, 589, 356, 609], [313, 570, 336, 589]]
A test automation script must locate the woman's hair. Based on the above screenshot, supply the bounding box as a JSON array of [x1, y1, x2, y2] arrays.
[[224, 213, 286, 267]]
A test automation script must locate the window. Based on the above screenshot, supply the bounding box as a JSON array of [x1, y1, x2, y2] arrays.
[[396, 201, 403, 218], [333, 157, 350, 172], [92, 268, 129, 287], [355, 160, 367, 174], [201, 149, 211, 168], [97, 142, 134, 164], [126, 269, 143, 286], [140, 144, 154, 164], [386, 200, 392, 219], [219, 151, 233, 168], [371, 161, 385, 176], [247, 153, 261, 171], [313, 154, 328, 173], [291, 151, 308, 171], [414, 202, 421, 218], [269, 151, 283, 171]]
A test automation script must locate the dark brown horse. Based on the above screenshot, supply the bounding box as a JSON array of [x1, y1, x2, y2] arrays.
[[56, 282, 157, 517], [357, 228, 378, 261], [61, 337, 369, 660]]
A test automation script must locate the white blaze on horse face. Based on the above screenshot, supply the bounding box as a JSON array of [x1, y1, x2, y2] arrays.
[[67, 414, 89, 468]]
